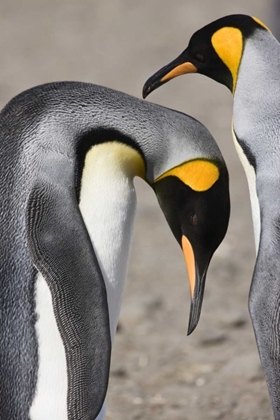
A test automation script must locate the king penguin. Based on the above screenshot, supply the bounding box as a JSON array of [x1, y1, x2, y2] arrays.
[[0, 81, 230, 420], [142, 14, 280, 419]]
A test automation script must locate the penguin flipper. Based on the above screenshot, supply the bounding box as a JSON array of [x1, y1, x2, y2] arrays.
[[26, 180, 111, 420], [249, 239, 280, 418]]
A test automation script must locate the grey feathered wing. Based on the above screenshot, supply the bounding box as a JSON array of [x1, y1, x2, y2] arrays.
[[26, 178, 111, 420]]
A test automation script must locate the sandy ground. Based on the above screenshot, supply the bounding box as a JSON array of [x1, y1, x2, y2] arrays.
[[0, 1, 276, 419]]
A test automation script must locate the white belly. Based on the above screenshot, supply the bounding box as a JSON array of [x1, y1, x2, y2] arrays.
[[30, 273, 68, 420]]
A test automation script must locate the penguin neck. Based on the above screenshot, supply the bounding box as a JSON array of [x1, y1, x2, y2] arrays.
[[232, 32, 280, 253], [79, 142, 145, 339], [233, 31, 280, 140]]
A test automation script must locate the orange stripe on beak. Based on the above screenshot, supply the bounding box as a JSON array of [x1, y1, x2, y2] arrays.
[[160, 62, 197, 82], [182, 235, 196, 299]]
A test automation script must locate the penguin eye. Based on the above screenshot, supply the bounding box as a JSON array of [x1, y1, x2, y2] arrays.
[[193, 52, 205, 63], [190, 214, 198, 227]]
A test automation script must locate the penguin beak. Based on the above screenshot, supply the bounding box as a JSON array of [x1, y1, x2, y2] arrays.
[[182, 235, 209, 335], [142, 51, 197, 98]]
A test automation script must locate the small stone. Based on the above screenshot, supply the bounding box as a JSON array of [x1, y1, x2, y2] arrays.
[[230, 400, 238, 408], [230, 317, 247, 328], [138, 354, 148, 367], [200, 331, 228, 347], [110, 367, 127, 378], [195, 377, 206, 387], [133, 397, 143, 405], [209, 409, 224, 419], [221, 314, 247, 329], [145, 297, 163, 314], [149, 394, 166, 405], [171, 403, 182, 409], [116, 322, 124, 334], [249, 369, 265, 382]]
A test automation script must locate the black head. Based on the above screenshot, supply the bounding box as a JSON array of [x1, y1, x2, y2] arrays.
[[153, 159, 230, 334], [143, 14, 270, 96]]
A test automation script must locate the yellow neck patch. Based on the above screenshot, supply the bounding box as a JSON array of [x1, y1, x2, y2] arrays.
[[253, 17, 271, 33], [154, 159, 219, 192], [211, 27, 243, 93]]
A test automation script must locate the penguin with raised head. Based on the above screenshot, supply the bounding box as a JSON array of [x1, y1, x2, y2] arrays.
[[142, 14, 280, 418], [0, 82, 230, 420]]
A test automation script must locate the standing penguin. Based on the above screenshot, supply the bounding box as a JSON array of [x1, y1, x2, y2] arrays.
[[0, 82, 230, 420], [142, 14, 280, 419]]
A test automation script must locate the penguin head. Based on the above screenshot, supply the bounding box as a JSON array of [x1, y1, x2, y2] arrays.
[[142, 14, 271, 96], [152, 158, 230, 334]]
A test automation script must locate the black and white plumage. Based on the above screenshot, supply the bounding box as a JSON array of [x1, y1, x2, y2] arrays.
[[142, 14, 280, 419], [0, 82, 230, 419]]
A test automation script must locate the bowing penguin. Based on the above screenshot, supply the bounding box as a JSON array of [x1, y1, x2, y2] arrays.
[[142, 14, 280, 419], [0, 82, 229, 420]]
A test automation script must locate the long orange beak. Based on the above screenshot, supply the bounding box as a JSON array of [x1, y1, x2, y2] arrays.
[[182, 235, 196, 300], [142, 52, 197, 98], [160, 62, 197, 83], [181, 235, 209, 335]]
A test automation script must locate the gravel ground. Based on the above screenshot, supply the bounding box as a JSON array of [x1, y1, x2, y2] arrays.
[[0, 1, 276, 419]]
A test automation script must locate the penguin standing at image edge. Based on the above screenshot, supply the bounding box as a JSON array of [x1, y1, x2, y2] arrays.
[[142, 14, 280, 419]]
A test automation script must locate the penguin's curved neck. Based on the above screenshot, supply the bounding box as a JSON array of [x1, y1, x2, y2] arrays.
[[79, 141, 145, 339]]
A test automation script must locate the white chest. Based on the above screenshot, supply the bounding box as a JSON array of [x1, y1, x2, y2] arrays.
[[232, 127, 260, 252], [79, 142, 144, 338]]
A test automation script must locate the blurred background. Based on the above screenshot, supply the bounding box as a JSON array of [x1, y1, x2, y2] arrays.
[[0, 1, 276, 419]]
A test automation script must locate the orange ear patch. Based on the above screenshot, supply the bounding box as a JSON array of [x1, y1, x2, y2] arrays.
[[154, 160, 219, 192], [211, 27, 243, 92], [253, 17, 271, 33]]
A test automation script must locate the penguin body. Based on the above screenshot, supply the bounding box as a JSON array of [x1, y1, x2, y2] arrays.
[[0, 82, 230, 419], [142, 15, 280, 418]]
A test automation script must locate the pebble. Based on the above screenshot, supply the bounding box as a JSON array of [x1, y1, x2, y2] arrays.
[[110, 367, 128, 378], [116, 322, 124, 334], [221, 314, 247, 329], [195, 377, 206, 387], [149, 394, 166, 405], [144, 296, 164, 315], [133, 397, 143, 405], [209, 409, 224, 419], [138, 354, 149, 367], [199, 331, 229, 347]]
